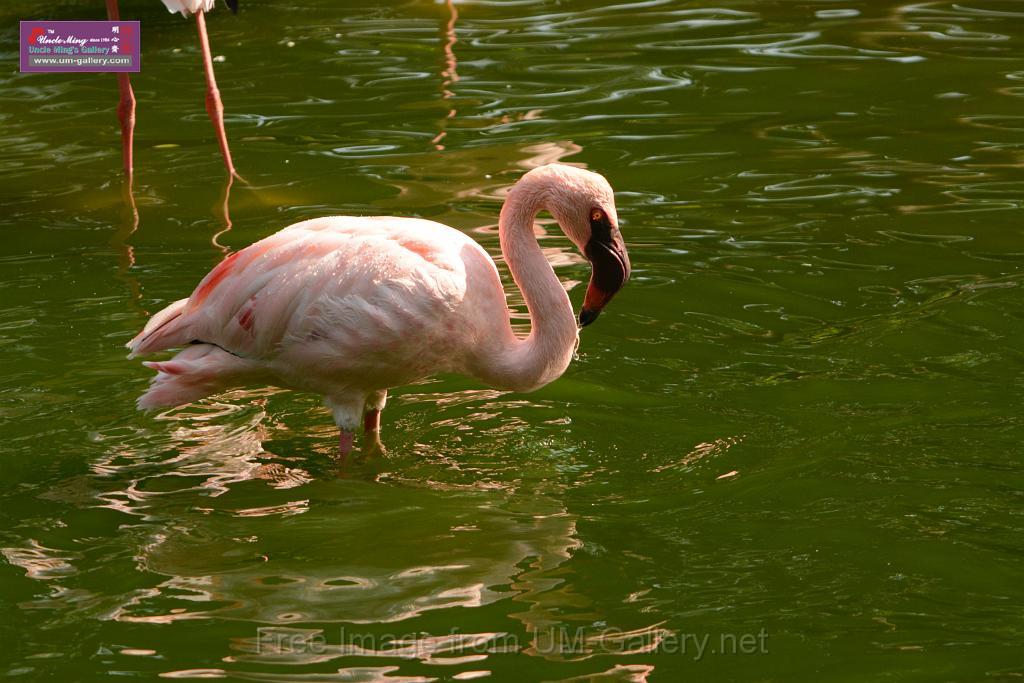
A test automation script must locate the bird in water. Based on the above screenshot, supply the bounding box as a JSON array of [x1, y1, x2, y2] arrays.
[[126, 164, 631, 456], [105, 0, 240, 179]]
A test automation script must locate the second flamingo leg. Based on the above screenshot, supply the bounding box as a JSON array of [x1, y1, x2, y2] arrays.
[[115, 74, 136, 179], [195, 10, 239, 178], [106, 0, 136, 178], [363, 409, 381, 433], [362, 390, 387, 454], [363, 390, 387, 434]]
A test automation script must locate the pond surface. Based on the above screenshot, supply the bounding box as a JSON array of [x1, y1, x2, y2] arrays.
[[1, 0, 1022, 680]]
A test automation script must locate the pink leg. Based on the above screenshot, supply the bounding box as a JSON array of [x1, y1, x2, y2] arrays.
[[115, 74, 136, 179], [106, 0, 135, 179], [363, 409, 381, 434], [195, 10, 239, 179], [338, 430, 355, 458]]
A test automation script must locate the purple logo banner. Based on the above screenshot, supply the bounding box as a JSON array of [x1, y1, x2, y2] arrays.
[[20, 21, 140, 73]]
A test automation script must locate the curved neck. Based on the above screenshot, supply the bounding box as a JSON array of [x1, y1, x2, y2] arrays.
[[476, 187, 579, 392]]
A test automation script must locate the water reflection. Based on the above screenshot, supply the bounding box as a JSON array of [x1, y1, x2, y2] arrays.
[[117, 488, 578, 626], [432, 0, 459, 151], [111, 176, 143, 313], [0, 364, 692, 679], [211, 174, 236, 254], [92, 389, 309, 506], [8, 407, 597, 678]]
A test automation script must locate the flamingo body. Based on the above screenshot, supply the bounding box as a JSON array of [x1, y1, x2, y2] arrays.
[[129, 218, 505, 426], [160, 0, 216, 16], [128, 164, 631, 453]]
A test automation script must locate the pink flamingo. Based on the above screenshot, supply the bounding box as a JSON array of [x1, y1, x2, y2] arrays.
[[106, 0, 239, 179], [126, 164, 631, 456]]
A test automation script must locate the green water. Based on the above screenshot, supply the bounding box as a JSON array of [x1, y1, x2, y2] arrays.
[[2, 0, 1023, 680]]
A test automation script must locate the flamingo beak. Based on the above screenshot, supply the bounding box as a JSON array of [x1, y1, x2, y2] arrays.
[[579, 227, 631, 327], [225, 0, 239, 13]]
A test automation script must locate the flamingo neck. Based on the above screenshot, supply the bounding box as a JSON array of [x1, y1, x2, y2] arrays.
[[478, 186, 579, 392]]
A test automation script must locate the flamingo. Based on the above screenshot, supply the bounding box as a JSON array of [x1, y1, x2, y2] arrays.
[[126, 164, 631, 456], [106, 0, 239, 179]]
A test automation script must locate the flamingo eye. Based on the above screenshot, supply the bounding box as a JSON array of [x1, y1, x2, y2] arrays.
[[590, 208, 605, 223]]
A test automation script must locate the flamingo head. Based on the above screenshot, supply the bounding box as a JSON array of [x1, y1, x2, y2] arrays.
[[578, 200, 631, 327], [526, 164, 631, 327]]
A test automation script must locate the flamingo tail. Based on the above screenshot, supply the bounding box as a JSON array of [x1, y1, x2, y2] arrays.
[[137, 343, 260, 410], [126, 298, 190, 358]]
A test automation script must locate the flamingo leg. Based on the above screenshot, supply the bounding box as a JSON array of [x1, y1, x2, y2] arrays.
[[195, 10, 239, 179], [361, 391, 387, 454], [338, 430, 355, 459], [105, 0, 135, 179], [363, 409, 381, 434]]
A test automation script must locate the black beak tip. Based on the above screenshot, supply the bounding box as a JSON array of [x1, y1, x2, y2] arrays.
[[579, 308, 600, 328], [225, 0, 239, 14]]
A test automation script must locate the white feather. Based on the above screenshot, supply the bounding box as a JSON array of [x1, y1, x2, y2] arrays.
[[160, 0, 217, 17]]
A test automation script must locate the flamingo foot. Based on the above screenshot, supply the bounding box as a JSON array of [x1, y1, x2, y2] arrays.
[[204, 85, 240, 180], [338, 430, 355, 459]]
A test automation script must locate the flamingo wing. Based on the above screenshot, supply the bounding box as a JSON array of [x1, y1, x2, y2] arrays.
[[127, 217, 472, 368]]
